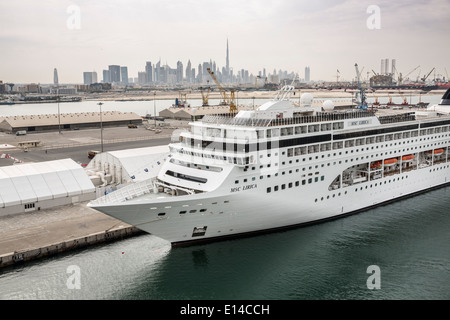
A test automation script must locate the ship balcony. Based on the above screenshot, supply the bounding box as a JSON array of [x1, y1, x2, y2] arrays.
[[169, 143, 256, 167], [90, 177, 200, 206]]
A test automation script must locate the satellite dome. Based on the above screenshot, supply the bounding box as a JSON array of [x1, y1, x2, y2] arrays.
[[300, 93, 314, 106], [322, 100, 334, 111]]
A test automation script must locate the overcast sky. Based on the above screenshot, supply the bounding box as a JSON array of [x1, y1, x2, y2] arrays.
[[1, 0, 449, 84]]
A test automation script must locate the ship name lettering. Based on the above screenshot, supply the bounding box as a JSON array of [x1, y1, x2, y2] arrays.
[[350, 120, 370, 126], [230, 184, 257, 193]]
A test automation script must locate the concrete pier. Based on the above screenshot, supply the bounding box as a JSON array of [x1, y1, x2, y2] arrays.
[[0, 202, 144, 268]]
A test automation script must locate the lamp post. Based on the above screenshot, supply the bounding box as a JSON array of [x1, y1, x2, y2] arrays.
[[98, 102, 104, 152], [153, 91, 157, 128], [57, 85, 61, 134]]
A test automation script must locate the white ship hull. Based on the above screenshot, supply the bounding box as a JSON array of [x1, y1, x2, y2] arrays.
[[91, 143, 450, 245]]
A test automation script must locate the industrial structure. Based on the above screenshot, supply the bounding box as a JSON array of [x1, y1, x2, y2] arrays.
[[0, 111, 142, 134]]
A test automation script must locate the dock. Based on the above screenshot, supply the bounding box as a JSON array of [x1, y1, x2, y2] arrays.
[[0, 202, 144, 268]]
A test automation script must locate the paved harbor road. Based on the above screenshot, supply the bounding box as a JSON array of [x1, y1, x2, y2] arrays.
[[0, 121, 186, 166], [2, 136, 172, 165]]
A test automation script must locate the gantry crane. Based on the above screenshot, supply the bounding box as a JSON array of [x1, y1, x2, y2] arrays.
[[207, 67, 237, 113]]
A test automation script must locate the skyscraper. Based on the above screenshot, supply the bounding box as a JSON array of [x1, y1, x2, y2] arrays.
[[176, 61, 183, 83], [186, 60, 192, 83], [305, 66, 310, 82], [145, 62, 153, 83], [103, 70, 111, 83], [83, 72, 93, 85], [108, 65, 121, 83], [120, 66, 128, 84], [53, 68, 58, 85], [226, 38, 230, 81]]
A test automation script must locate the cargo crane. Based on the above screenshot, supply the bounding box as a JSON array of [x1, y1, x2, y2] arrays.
[[199, 85, 210, 106], [354, 63, 367, 109], [207, 67, 237, 113], [421, 67, 435, 82]]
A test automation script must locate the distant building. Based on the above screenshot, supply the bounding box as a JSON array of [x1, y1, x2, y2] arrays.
[[305, 66, 310, 82], [176, 61, 183, 83], [185, 60, 192, 83], [108, 65, 121, 83], [54, 68, 59, 85], [138, 72, 147, 85], [145, 62, 153, 83], [120, 66, 128, 84], [83, 72, 97, 85], [103, 70, 111, 83]]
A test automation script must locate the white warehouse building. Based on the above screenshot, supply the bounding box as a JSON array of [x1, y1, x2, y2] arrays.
[[85, 145, 170, 187], [0, 158, 96, 217]]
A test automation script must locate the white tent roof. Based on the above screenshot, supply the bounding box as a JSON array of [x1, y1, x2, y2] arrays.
[[86, 145, 170, 183], [0, 158, 95, 208]]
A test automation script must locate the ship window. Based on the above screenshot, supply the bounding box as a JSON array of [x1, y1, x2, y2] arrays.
[[179, 211, 187, 214], [281, 184, 286, 190], [288, 183, 293, 188], [274, 186, 279, 191], [267, 187, 271, 193], [189, 210, 197, 213], [295, 181, 299, 187], [158, 213, 166, 216], [200, 209, 207, 212]]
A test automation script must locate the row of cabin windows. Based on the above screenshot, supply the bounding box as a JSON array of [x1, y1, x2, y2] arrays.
[[265, 122, 344, 138], [180, 126, 450, 159], [266, 175, 325, 193], [285, 136, 450, 161], [154, 200, 231, 216], [236, 170, 321, 185]]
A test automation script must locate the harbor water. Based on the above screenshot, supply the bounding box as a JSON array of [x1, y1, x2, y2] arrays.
[[0, 94, 449, 301], [0, 185, 449, 300]]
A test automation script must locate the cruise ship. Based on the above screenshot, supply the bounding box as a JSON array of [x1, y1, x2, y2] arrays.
[[88, 87, 450, 245]]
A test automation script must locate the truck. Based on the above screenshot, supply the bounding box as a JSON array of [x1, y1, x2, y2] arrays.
[[88, 150, 100, 159], [16, 130, 27, 136]]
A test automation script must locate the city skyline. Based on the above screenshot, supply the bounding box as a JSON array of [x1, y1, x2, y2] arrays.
[[1, 0, 449, 84]]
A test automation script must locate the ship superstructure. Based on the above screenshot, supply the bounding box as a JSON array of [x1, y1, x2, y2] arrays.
[[89, 87, 450, 245]]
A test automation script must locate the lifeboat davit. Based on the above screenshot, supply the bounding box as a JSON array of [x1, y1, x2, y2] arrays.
[[370, 161, 382, 169], [384, 158, 398, 166], [402, 155, 415, 161]]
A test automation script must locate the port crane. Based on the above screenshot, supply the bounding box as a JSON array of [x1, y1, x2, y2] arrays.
[[207, 67, 237, 113], [199, 86, 210, 106], [354, 63, 367, 109], [421, 67, 435, 82]]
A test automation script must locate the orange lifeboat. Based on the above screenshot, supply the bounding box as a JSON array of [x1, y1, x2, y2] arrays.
[[432, 149, 444, 155], [384, 158, 398, 166], [402, 155, 415, 161]]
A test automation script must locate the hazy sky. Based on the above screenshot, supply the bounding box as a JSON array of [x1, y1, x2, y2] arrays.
[[1, 0, 449, 84]]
